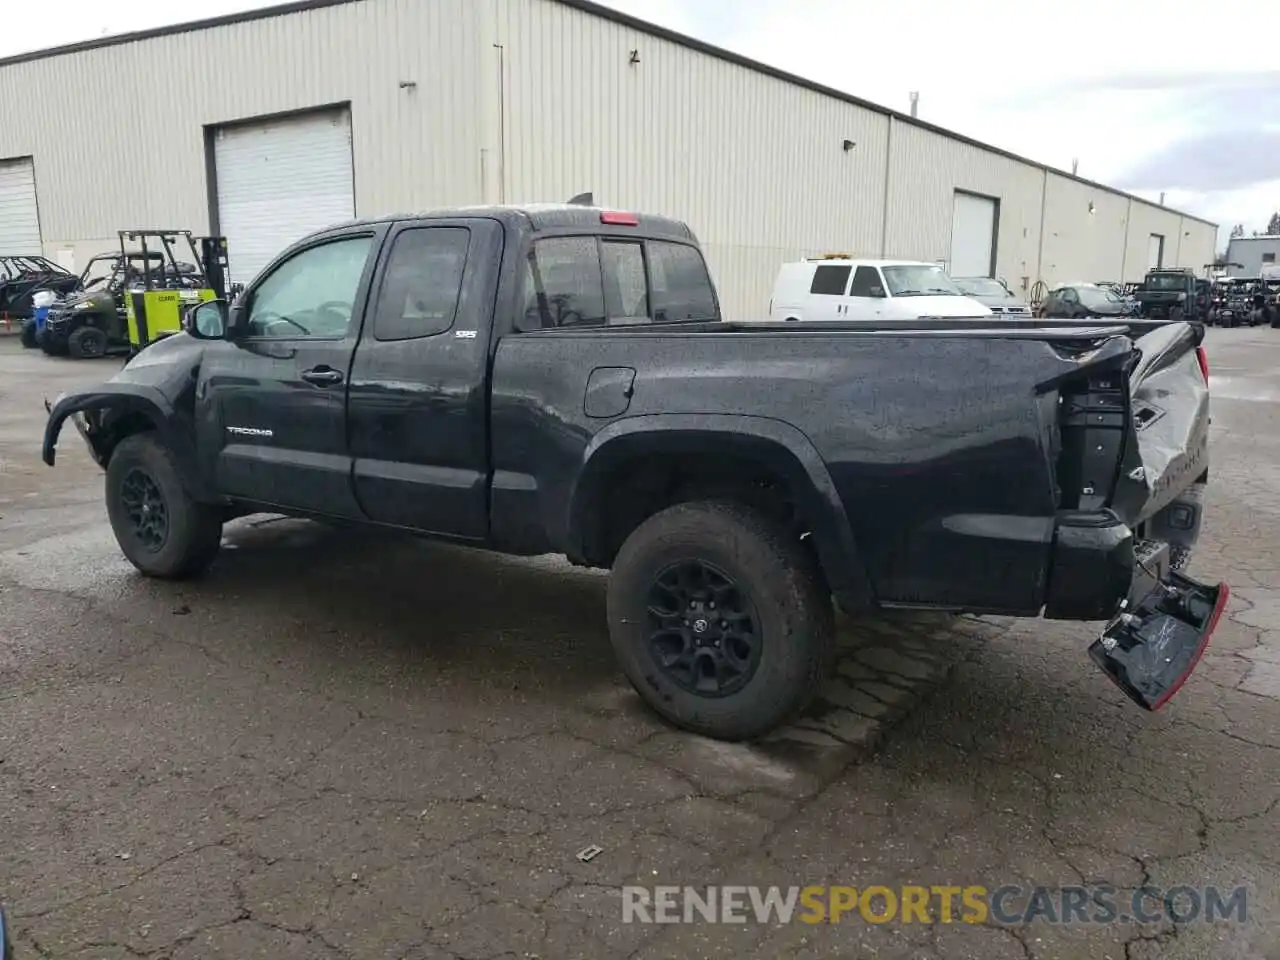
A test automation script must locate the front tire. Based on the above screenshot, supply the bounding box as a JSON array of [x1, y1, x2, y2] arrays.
[[20, 318, 38, 348], [607, 501, 834, 741], [68, 325, 108, 359], [105, 433, 223, 579]]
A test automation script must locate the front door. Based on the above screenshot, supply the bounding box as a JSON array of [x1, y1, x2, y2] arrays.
[[845, 265, 886, 320], [196, 230, 382, 517], [346, 218, 502, 538]]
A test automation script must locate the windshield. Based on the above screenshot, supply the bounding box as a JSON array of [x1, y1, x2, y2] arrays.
[[882, 264, 961, 297], [81, 257, 120, 290], [1077, 286, 1122, 309], [954, 277, 1009, 298], [1144, 273, 1190, 291]]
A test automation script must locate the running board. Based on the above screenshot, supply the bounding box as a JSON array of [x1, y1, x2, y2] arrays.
[[1088, 569, 1228, 711]]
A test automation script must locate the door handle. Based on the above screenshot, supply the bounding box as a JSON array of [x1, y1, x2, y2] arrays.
[[301, 367, 344, 386]]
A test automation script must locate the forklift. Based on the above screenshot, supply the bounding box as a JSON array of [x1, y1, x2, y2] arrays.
[[41, 231, 231, 359], [121, 230, 231, 352]]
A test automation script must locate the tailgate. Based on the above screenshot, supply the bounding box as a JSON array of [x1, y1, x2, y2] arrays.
[[1111, 322, 1209, 525], [1057, 321, 1208, 527]]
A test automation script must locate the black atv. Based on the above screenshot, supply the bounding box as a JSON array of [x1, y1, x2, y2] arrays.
[[0, 255, 79, 324]]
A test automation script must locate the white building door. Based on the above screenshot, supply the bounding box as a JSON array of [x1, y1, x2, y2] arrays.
[[214, 109, 355, 285], [0, 157, 42, 254], [1148, 234, 1165, 269], [949, 191, 997, 277]]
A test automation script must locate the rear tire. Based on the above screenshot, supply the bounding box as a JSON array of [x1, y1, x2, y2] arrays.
[[68, 325, 108, 359], [606, 501, 834, 741], [105, 433, 223, 579]]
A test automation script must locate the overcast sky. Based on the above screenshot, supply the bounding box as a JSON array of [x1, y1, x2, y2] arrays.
[[5, 0, 1277, 247]]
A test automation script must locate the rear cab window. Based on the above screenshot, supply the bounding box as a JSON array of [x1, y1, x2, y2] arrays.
[[519, 235, 718, 330]]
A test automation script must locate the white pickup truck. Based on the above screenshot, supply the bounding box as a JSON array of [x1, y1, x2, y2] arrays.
[[769, 257, 990, 322]]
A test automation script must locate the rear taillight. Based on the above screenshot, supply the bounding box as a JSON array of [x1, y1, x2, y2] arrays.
[[1195, 345, 1209, 384]]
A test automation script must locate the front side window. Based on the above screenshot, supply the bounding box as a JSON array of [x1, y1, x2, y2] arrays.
[[247, 235, 373, 338], [649, 241, 718, 322], [372, 227, 470, 341], [881, 264, 961, 297], [849, 266, 885, 298]]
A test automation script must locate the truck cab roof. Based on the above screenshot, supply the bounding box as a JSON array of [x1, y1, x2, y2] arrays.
[[300, 203, 697, 243]]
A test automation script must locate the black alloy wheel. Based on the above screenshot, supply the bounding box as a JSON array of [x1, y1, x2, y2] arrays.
[[647, 558, 761, 697], [120, 467, 169, 552]]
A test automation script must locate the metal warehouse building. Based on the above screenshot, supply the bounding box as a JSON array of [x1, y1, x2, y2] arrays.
[[0, 0, 1217, 316], [1225, 236, 1280, 278]]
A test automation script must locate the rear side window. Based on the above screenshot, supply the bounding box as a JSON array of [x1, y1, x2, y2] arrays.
[[850, 266, 884, 297], [372, 227, 470, 340], [521, 237, 607, 329], [649, 241, 718, 322], [810, 264, 851, 295]]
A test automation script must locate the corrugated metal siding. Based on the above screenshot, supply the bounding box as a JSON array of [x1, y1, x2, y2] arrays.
[[498, 0, 890, 316], [1039, 175, 1129, 285], [1120, 199, 1215, 283], [884, 122, 1044, 292], [0, 0, 1216, 315], [0, 0, 487, 255], [1225, 237, 1280, 277], [1178, 220, 1217, 277]]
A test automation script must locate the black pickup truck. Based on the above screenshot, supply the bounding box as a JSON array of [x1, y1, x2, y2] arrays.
[[42, 204, 1226, 740]]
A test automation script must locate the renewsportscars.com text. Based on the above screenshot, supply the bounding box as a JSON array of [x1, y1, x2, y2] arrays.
[[621, 885, 1248, 926]]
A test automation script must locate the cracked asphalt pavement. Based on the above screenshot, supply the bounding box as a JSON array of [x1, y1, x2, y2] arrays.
[[1, 328, 1278, 959]]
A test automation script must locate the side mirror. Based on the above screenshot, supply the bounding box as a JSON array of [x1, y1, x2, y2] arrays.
[[184, 299, 228, 340]]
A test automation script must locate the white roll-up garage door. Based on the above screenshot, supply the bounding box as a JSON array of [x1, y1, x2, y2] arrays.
[[949, 191, 997, 278], [0, 157, 42, 255], [214, 109, 355, 284]]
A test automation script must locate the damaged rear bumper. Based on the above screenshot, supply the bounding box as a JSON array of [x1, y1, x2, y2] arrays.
[[1089, 571, 1228, 711], [1043, 500, 1226, 711]]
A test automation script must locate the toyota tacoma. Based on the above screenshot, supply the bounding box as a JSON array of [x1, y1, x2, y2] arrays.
[[42, 204, 1225, 740]]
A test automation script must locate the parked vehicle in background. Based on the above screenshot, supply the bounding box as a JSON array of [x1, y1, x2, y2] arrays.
[[42, 232, 219, 359], [29, 252, 163, 354], [769, 257, 990, 322], [1134, 268, 1205, 322], [952, 276, 1031, 317], [0, 255, 79, 321], [1213, 278, 1266, 327], [1041, 283, 1137, 319], [44, 204, 1222, 741]]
